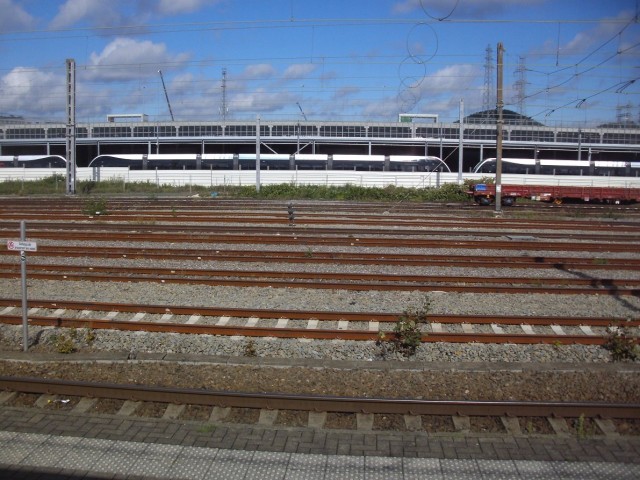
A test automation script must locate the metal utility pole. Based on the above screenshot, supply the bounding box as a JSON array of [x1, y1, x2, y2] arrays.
[[65, 58, 76, 195], [482, 44, 495, 114], [514, 56, 527, 117], [221, 68, 228, 121], [458, 99, 464, 184], [256, 116, 261, 193], [158, 70, 174, 121], [495, 42, 505, 213]]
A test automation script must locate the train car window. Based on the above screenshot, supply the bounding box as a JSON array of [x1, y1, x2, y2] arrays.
[[89, 156, 140, 168], [504, 162, 530, 174], [147, 159, 198, 170], [16, 156, 66, 168], [474, 160, 496, 173], [201, 158, 234, 169], [593, 166, 625, 176]]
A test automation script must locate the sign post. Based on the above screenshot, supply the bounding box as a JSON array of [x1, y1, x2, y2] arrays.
[[6, 221, 37, 351]]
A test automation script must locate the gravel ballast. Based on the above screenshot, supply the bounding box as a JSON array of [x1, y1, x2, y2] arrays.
[[0, 201, 639, 406]]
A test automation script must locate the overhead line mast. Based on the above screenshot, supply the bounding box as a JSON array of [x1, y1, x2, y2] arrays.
[[158, 70, 174, 121]]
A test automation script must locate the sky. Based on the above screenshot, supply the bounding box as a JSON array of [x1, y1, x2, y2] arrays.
[[0, 0, 638, 127]]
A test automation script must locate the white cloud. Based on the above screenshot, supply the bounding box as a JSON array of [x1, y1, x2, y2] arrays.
[[84, 38, 191, 81], [0, 0, 36, 32], [50, 0, 124, 29], [416, 64, 480, 95], [333, 86, 360, 100], [243, 64, 276, 79], [231, 89, 295, 113], [0, 67, 65, 117], [156, 0, 222, 15], [393, 0, 546, 17], [559, 10, 638, 56], [283, 64, 317, 80], [50, 0, 223, 29]]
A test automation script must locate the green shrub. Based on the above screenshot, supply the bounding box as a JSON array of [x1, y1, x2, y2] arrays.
[[378, 297, 431, 358], [82, 198, 108, 216], [603, 324, 638, 362], [49, 333, 76, 354]]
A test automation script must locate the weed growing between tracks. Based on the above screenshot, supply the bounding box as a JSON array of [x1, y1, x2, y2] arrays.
[[47, 328, 97, 354], [82, 197, 109, 216], [244, 339, 257, 357], [377, 296, 431, 359], [603, 323, 639, 362]]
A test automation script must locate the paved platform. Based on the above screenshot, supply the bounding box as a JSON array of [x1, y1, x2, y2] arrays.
[[0, 405, 639, 479]]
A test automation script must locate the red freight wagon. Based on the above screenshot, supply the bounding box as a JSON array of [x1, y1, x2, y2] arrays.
[[469, 184, 640, 206]]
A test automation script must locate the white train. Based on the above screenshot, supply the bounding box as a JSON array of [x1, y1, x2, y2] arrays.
[[473, 157, 640, 177], [0, 155, 67, 168], [87, 153, 451, 172]]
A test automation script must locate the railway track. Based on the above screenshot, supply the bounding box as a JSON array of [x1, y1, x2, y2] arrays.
[[2, 218, 640, 242], [1, 197, 639, 445], [4, 196, 640, 218], [1, 262, 639, 295], [2, 375, 638, 442], [2, 227, 639, 252], [2, 245, 638, 271], [1, 298, 636, 344], [1, 210, 639, 233], [4, 375, 640, 418]]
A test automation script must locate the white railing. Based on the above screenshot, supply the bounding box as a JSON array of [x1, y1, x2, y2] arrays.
[[1, 168, 640, 189]]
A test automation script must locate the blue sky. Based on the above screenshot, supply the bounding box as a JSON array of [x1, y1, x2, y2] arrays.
[[0, 0, 638, 127]]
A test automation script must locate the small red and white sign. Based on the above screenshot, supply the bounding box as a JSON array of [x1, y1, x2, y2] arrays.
[[6, 240, 37, 252]]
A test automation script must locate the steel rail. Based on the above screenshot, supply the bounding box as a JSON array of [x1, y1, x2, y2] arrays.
[[4, 197, 640, 217], [1, 211, 638, 233], [1, 297, 636, 327], [0, 313, 624, 345], [0, 229, 638, 253], [3, 263, 639, 290], [2, 220, 639, 242], [1, 268, 638, 295], [2, 246, 638, 271], [1, 376, 638, 418]]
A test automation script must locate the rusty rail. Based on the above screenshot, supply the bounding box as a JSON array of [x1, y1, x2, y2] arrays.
[[1, 297, 637, 326], [2, 246, 638, 271], [1, 376, 638, 418], [1, 268, 638, 295]]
